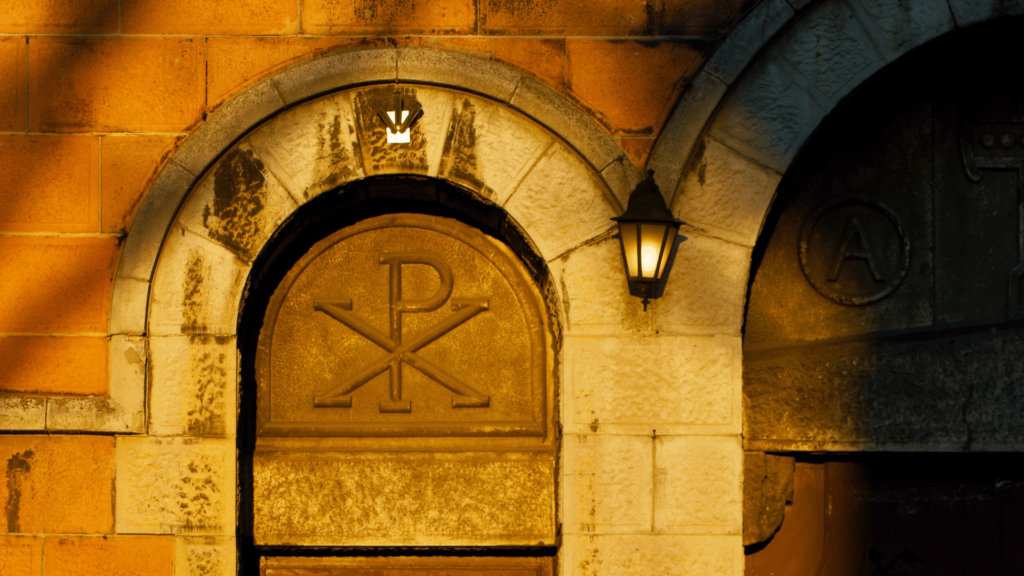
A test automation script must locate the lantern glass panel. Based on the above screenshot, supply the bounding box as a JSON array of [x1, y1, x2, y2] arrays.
[[639, 222, 671, 280], [619, 222, 639, 278]]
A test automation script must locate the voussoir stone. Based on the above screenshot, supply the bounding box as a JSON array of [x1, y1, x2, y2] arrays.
[[149, 335, 237, 438], [556, 237, 648, 334]]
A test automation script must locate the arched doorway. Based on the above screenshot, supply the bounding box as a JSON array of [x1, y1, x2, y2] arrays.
[[742, 17, 1024, 575]]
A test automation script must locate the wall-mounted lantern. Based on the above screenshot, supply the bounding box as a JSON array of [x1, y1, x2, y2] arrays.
[[611, 170, 686, 310], [377, 90, 423, 144]]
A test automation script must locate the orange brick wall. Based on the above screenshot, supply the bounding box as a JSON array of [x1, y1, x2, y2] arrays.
[[0, 0, 748, 568]]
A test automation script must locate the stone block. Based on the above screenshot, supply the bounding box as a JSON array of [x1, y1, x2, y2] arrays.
[[509, 76, 621, 173], [564, 334, 740, 435], [0, 536, 41, 576], [263, 557, 553, 575], [47, 335, 146, 433], [172, 80, 285, 179], [742, 451, 794, 546], [0, 336, 107, 395], [174, 536, 235, 576], [350, 85, 454, 179], [768, 0, 883, 104], [422, 37, 566, 90], [647, 71, 728, 202], [108, 278, 150, 336], [0, 237, 117, 334], [208, 37, 366, 105], [563, 434, 652, 534], [175, 144, 296, 261], [709, 56, 826, 172], [704, 0, 794, 84], [0, 38, 26, 131], [853, 0, 954, 56], [29, 38, 205, 132], [654, 435, 742, 534], [561, 534, 741, 576], [0, 0, 117, 33], [504, 143, 617, 260], [117, 160, 196, 282], [398, 47, 523, 104], [150, 335, 237, 437], [246, 92, 364, 204], [271, 48, 397, 105], [437, 94, 553, 204], [0, 397, 45, 431], [0, 435, 114, 534], [0, 135, 98, 233], [253, 451, 555, 546], [479, 0, 650, 35], [43, 536, 173, 576], [149, 228, 249, 336], [121, 0, 297, 34], [555, 237, 649, 334], [302, 0, 474, 34], [948, 0, 1024, 27], [116, 437, 235, 535], [661, 0, 748, 35], [600, 154, 643, 210], [653, 234, 751, 333], [673, 138, 781, 247], [565, 40, 703, 136], [101, 135, 179, 234]]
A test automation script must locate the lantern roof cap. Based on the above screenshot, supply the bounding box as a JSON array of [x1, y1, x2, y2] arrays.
[[611, 170, 685, 225]]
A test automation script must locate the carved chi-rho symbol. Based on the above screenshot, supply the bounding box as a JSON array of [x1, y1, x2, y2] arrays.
[[313, 252, 490, 413], [376, 91, 422, 144]]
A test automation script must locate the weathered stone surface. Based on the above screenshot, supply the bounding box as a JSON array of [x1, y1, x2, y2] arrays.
[[108, 277, 149, 336], [44, 536, 174, 576], [0, 0, 117, 34], [397, 47, 522, 103], [438, 94, 553, 205], [0, 336, 106, 395], [599, 156, 642, 211], [709, 57, 825, 172], [117, 160, 196, 282], [509, 76, 621, 173], [149, 228, 249, 336], [504, 143, 617, 259], [263, 556, 553, 575], [0, 135, 98, 233], [742, 451, 794, 546], [29, 38, 205, 132], [0, 535, 41, 576], [0, 237, 117, 334], [246, 92, 364, 204], [563, 434, 652, 534], [479, 0, 650, 35], [0, 435, 114, 534], [654, 435, 742, 534], [351, 86, 454, 178], [173, 80, 285, 179], [253, 451, 555, 546], [673, 138, 781, 247], [101, 135, 179, 235], [947, 0, 1024, 27], [302, 0, 474, 34], [46, 335, 146, 433], [174, 536, 235, 576], [271, 48, 397, 105], [0, 38, 26, 131], [855, 0, 954, 56], [555, 237, 648, 334], [417, 37, 566, 90], [561, 534, 741, 576], [647, 71, 727, 202], [564, 334, 740, 435], [150, 336, 236, 437], [0, 397, 45, 431], [176, 143, 296, 261], [121, 0, 297, 34], [653, 233, 751, 333], [704, 0, 794, 85], [768, 0, 883, 104], [116, 437, 235, 535]]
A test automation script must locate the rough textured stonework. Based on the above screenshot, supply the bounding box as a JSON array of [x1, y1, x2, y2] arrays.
[[174, 536, 236, 576], [563, 433, 653, 534], [149, 335, 237, 437], [557, 237, 649, 334], [655, 435, 742, 534], [115, 437, 235, 535], [253, 452, 555, 546], [562, 534, 741, 576], [742, 451, 794, 546]]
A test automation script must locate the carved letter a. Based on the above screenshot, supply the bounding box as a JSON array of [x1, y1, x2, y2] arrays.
[[828, 217, 884, 283]]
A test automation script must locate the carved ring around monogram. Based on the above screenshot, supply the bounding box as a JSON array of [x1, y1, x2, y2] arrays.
[[312, 252, 491, 413], [799, 200, 910, 306]]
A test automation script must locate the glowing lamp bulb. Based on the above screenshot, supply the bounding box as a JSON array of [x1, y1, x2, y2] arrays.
[[640, 243, 659, 276]]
